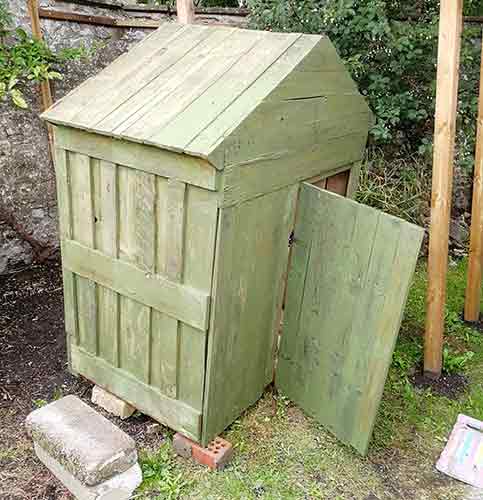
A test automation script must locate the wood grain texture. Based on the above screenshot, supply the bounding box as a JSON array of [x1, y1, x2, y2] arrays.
[[63, 239, 210, 332], [93, 160, 120, 367], [425, 0, 463, 377], [326, 169, 350, 196], [176, 0, 194, 24], [43, 26, 366, 167], [54, 148, 78, 369], [465, 37, 483, 322], [276, 184, 423, 455], [43, 23, 185, 124], [71, 345, 202, 441], [69, 151, 97, 355], [54, 126, 217, 190], [220, 132, 368, 207], [202, 185, 297, 445], [166, 180, 186, 282]]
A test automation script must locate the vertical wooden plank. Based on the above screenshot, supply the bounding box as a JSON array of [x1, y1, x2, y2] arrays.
[[27, 0, 54, 154], [150, 313, 178, 398], [425, 0, 463, 378], [54, 147, 78, 362], [177, 325, 206, 411], [166, 180, 186, 283], [465, 38, 483, 322], [346, 162, 362, 199], [151, 176, 179, 397], [202, 186, 297, 445], [276, 185, 424, 455], [118, 167, 155, 383], [177, 0, 194, 24], [94, 160, 120, 367], [177, 185, 218, 410], [69, 152, 97, 355], [326, 169, 350, 196]]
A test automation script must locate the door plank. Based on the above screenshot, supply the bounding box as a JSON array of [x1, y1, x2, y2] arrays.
[[69, 152, 97, 355], [93, 160, 120, 368], [277, 184, 423, 455]]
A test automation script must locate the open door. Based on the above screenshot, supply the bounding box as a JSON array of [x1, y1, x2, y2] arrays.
[[276, 183, 424, 455]]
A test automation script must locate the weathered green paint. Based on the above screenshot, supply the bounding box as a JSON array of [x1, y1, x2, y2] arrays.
[[54, 126, 218, 191], [71, 345, 201, 441], [43, 25, 371, 177], [276, 184, 423, 455], [46, 24, 379, 448], [62, 239, 210, 331], [202, 185, 298, 445]]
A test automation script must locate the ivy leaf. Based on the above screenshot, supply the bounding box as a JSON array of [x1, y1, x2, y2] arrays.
[[47, 71, 63, 80], [7, 76, 18, 90], [10, 89, 28, 109]]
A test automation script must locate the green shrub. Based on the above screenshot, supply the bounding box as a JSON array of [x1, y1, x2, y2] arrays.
[[248, 0, 482, 167], [0, 0, 92, 109]]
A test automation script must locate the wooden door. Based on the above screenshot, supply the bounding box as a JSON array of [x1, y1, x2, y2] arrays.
[[276, 183, 424, 455]]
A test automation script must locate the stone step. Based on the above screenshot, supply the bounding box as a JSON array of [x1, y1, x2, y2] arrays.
[[26, 395, 142, 500]]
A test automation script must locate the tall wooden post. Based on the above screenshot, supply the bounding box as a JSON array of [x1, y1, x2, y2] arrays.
[[27, 0, 54, 153], [464, 39, 483, 322], [177, 0, 194, 24], [424, 0, 463, 378]]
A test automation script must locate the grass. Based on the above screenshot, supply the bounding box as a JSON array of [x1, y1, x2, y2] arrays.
[[136, 258, 483, 499]]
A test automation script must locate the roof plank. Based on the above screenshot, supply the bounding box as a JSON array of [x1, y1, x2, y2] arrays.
[[146, 32, 301, 151], [118, 28, 269, 142], [45, 23, 186, 126]]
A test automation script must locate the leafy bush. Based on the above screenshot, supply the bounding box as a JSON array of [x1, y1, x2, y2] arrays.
[[0, 0, 90, 108], [248, 0, 482, 166]]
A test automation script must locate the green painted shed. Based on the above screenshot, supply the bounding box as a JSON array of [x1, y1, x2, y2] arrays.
[[43, 23, 423, 454]]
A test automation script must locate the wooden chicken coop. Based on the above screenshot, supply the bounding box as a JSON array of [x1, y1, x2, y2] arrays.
[[43, 23, 423, 455]]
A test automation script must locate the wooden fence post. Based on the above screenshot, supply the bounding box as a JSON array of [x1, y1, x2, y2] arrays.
[[177, 0, 194, 24], [424, 0, 463, 379], [27, 0, 54, 153], [464, 39, 483, 322]]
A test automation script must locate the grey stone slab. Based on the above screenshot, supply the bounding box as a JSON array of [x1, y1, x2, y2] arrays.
[[34, 443, 142, 500], [26, 395, 137, 486]]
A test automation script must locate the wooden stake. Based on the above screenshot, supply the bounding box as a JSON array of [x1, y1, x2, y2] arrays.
[[177, 0, 194, 24], [27, 0, 55, 153], [464, 39, 483, 322], [424, 0, 463, 378]]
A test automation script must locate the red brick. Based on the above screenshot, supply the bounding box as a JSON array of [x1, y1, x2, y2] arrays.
[[172, 433, 234, 470]]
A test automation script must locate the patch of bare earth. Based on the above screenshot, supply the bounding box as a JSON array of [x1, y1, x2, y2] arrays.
[[0, 260, 167, 500]]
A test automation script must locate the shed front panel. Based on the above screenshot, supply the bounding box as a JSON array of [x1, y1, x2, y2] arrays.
[[54, 143, 218, 441]]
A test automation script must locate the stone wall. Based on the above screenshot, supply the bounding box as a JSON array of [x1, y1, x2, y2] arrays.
[[0, 0, 247, 274], [0, 1, 151, 274]]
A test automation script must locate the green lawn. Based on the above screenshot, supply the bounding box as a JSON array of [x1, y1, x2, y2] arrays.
[[136, 259, 483, 500]]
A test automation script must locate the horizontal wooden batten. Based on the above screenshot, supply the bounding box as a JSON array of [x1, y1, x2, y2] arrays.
[[62, 239, 211, 331], [54, 126, 218, 191], [71, 346, 201, 441]]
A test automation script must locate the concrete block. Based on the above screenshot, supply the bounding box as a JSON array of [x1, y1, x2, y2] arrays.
[[34, 443, 142, 500], [91, 385, 135, 420], [26, 395, 137, 486], [173, 433, 234, 470]]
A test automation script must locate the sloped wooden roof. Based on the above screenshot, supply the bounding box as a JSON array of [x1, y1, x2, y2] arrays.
[[43, 23, 368, 169]]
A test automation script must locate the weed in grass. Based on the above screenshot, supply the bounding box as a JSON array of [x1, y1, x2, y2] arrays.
[[138, 443, 191, 500], [442, 346, 474, 375], [32, 399, 47, 408]]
